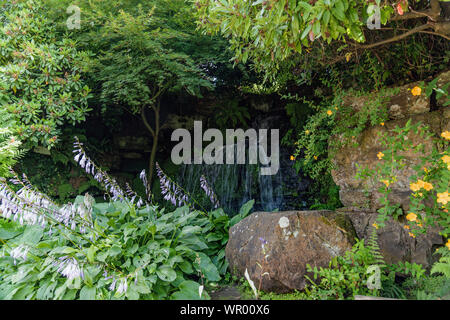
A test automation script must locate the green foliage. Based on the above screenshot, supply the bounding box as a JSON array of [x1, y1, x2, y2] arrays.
[[195, 0, 396, 67], [47, 0, 236, 183], [0, 193, 253, 299], [355, 114, 449, 237], [85, 5, 212, 111], [402, 273, 450, 300], [283, 82, 391, 210], [0, 139, 255, 300], [15, 130, 105, 203], [213, 99, 250, 129], [306, 175, 341, 211], [0, 0, 91, 149], [367, 227, 385, 267], [431, 247, 450, 279], [299, 230, 427, 300], [302, 238, 378, 299], [194, 0, 449, 84], [386, 261, 426, 281], [0, 110, 23, 177]]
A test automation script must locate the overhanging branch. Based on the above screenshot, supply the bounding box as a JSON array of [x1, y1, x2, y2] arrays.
[[390, 0, 441, 22], [355, 24, 434, 50]]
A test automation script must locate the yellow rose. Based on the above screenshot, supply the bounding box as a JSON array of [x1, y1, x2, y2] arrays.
[[411, 86, 422, 96], [377, 152, 384, 160], [410, 182, 421, 192], [437, 191, 449, 205], [406, 212, 417, 222], [422, 182, 433, 191], [446, 239, 450, 250], [441, 131, 450, 140], [327, 110, 333, 116], [442, 155, 450, 168]]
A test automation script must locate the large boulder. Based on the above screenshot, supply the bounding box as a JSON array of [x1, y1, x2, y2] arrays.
[[338, 208, 444, 267], [331, 109, 449, 211], [225, 210, 355, 293]]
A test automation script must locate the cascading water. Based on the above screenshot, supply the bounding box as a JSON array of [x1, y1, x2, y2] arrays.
[[178, 148, 283, 214], [177, 114, 309, 214]]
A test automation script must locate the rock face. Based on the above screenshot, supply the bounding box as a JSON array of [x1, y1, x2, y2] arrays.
[[338, 209, 443, 267], [333, 70, 450, 210], [226, 210, 355, 293], [343, 83, 430, 121], [342, 70, 449, 121], [332, 107, 449, 211]]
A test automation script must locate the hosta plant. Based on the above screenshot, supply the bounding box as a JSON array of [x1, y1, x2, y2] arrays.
[[0, 138, 254, 300]]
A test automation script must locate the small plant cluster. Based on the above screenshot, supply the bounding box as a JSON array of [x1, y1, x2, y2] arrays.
[[301, 228, 383, 300], [283, 82, 392, 209], [0, 138, 254, 299]]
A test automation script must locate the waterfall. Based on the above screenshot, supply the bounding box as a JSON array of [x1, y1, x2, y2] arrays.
[[178, 154, 283, 214], [177, 114, 309, 216], [176, 114, 306, 215]]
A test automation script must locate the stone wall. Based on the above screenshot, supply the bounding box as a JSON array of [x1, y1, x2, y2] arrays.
[[329, 71, 449, 267], [332, 71, 450, 211]]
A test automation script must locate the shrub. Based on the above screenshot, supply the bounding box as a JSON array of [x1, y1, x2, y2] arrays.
[[0, 197, 225, 300], [0, 0, 91, 149], [0, 139, 254, 300]]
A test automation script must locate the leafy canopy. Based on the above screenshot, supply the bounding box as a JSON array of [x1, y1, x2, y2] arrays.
[[194, 0, 449, 77]]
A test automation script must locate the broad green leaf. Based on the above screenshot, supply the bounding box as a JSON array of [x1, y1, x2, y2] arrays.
[[156, 265, 177, 282], [79, 285, 96, 300], [196, 252, 221, 282], [170, 280, 210, 300]]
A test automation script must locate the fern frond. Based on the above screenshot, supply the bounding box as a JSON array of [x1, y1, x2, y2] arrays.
[[431, 257, 450, 278], [367, 226, 386, 267]]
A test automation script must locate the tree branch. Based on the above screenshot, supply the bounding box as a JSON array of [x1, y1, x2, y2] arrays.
[[355, 24, 434, 50], [326, 21, 449, 66], [390, 0, 441, 22], [418, 30, 450, 41]]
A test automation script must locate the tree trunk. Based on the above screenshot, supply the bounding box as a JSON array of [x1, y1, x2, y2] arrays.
[[141, 100, 160, 190]]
